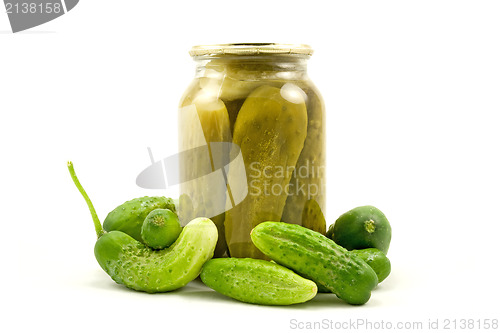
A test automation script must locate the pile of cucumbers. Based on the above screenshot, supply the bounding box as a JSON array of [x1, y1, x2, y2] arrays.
[[204, 206, 392, 305], [69, 162, 391, 305]]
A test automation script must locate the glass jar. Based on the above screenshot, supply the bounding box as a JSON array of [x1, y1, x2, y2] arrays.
[[178, 43, 325, 259]]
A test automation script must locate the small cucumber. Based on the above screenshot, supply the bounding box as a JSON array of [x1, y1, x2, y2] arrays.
[[103, 196, 176, 242], [95, 217, 218, 293], [141, 209, 182, 249], [351, 248, 391, 283], [200, 258, 317, 305], [251, 222, 378, 305], [331, 205, 392, 254]]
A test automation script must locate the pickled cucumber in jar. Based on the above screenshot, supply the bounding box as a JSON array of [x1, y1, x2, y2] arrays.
[[225, 84, 308, 258], [179, 44, 326, 259], [178, 95, 230, 257]]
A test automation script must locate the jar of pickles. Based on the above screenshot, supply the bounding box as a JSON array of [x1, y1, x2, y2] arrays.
[[178, 43, 325, 259]]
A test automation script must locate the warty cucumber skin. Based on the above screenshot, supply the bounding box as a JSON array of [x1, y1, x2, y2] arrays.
[[141, 208, 182, 250], [351, 248, 391, 283], [103, 196, 176, 243], [95, 218, 217, 293], [200, 258, 317, 305], [318, 248, 391, 292], [251, 222, 378, 305]]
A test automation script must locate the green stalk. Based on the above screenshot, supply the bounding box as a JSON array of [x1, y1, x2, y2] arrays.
[[67, 161, 104, 238]]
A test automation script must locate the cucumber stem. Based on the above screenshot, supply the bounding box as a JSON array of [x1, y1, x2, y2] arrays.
[[67, 161, 104, 238]]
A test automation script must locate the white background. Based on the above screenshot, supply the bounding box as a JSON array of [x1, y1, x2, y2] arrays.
[[1, 1, 500, 332]]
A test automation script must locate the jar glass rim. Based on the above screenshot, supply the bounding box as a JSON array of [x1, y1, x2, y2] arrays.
[[189, 43, 313, 57]]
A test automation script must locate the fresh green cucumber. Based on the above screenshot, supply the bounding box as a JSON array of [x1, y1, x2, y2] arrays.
[[251, 222, 378, 305], [103, 196, 176, 242], [200, 258, 317, 305], [140, 209, 182, 250], [330, 205, 392, 254], [95, 217, 218, 293], [351, 248, 391, 283]]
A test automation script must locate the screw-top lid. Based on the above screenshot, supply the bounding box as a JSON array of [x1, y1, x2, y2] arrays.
[[189, 43, 313, 57]]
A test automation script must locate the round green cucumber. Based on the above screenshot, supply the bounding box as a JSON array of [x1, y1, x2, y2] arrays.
[[330, 205, 391, 254], [141, 209, 182, 249]]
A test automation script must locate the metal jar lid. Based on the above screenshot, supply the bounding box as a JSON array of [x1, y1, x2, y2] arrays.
[[189, 43, 313, 57]]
